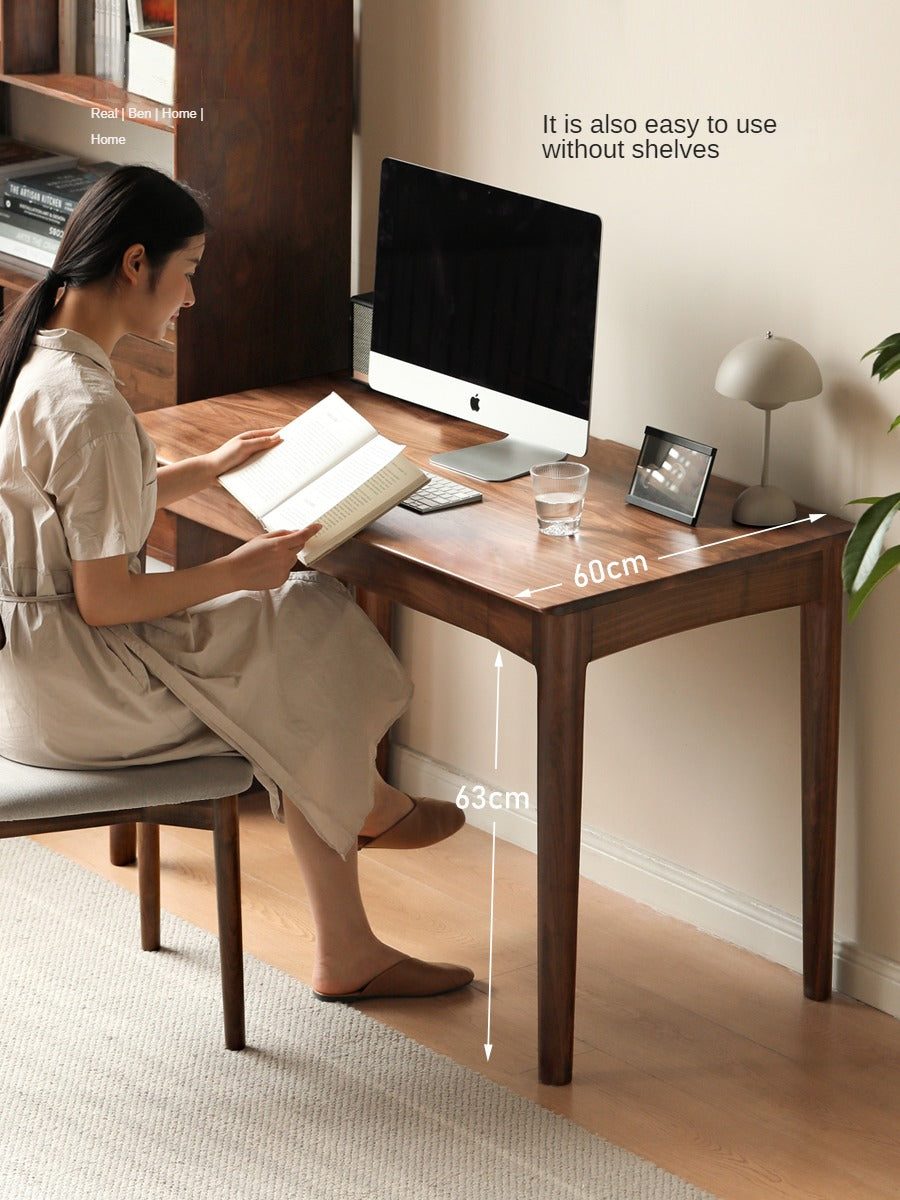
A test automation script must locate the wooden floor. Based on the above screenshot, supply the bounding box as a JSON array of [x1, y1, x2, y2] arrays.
[[34, 797, 900, 1200]]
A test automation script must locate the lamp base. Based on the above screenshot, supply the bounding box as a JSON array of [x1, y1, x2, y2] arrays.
[[732, 484, 796, 527]]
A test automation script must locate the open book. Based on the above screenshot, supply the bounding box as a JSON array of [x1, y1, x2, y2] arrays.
[[218, 392, 427, 566]]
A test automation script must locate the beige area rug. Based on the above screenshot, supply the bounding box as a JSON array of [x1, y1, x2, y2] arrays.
[[0, 838, 719, 1200]]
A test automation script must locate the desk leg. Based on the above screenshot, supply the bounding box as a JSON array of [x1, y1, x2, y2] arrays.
[[174, 516, 242, 569], [800, 540, 843, 1000], [534, 612, 591, 1086]]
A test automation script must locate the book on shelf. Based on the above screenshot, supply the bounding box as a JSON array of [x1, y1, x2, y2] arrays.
[[0, 210, 64, 244], [218, 392, 428, 567], [94, 0, 127, 86], [3, 193, 69, 229], [0, 202, 68, 270], [94, 0, 108, 82], [0, 139, 77, 182], [110, 0, 127, 87], [59, 0, 79, 75], [0, 224, 58, 269], [76, 0, 95, 75], [5, 163, 116, 221]]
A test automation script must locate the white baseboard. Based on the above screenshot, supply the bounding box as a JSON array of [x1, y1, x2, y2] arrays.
[[391, 743, 900, 1021]]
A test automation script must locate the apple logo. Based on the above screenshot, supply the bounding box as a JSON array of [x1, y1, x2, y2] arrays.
[[469, 394, 481, 412]]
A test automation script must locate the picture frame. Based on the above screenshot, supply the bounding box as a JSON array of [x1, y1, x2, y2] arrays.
[[626, 426, 717, 526], [127, 0, 174, 32]]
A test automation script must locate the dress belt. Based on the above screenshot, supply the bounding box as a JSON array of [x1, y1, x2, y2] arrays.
[[0, 591, 75, 602], [0, 592, 74, 648]]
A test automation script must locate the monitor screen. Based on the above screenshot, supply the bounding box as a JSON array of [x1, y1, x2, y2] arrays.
[[369, 160, 601, 480]]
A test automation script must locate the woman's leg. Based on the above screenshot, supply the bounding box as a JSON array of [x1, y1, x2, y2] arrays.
[[284, 797, 471, 997]]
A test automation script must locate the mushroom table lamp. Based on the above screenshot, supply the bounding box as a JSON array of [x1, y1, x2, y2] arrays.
[[715, 331, 822, 527]]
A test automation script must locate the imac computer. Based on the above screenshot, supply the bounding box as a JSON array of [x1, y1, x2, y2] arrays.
[[368, 159, 602, 481]]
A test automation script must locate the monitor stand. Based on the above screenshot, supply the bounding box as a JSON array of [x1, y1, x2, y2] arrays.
[[430, 436, 567, 482]]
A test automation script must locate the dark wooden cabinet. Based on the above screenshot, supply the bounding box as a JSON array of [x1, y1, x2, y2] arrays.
[[0, 1, 353, 410]]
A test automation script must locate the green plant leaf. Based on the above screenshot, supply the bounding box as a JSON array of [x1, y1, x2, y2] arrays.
[[863, 334, 900, 356], [848, 544, 900, 622], [872, 353, 900, 381], [863, 333, 900, 381], [841, 491, 900, 597], [846, 347, 900, 620]]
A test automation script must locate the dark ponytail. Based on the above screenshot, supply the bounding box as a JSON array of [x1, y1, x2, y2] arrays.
[[0, 165, 206, 421]]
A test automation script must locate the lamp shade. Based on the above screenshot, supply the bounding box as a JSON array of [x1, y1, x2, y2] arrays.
[[715, 332, 822, 411]]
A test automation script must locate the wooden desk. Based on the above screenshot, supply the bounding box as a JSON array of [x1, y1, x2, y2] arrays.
[[141, 375, 850, 1086]]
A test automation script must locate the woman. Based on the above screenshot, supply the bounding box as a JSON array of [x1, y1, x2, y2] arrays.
[[0, 165, 472, 1001]]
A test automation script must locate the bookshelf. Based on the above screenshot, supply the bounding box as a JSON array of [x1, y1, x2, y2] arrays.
[[0, 1, 354, 411]]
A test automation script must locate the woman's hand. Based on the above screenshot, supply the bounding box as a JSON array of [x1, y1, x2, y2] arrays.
[[156, 428, 284, 508], [224, 526, 322, 591], [204, 428, 283, 477], [73, 525, 323, 627]]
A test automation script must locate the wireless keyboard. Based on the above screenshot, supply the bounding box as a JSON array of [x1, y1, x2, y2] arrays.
[[400, 472, 484, 514]]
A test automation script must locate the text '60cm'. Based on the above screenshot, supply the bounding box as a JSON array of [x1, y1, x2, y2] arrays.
[[574, 554, 648, 587]]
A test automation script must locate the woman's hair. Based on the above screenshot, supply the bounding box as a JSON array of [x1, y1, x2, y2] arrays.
[[0, 164, 205, 420]]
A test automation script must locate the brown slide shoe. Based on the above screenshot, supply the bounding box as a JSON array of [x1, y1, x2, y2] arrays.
[[313, 955, 475, 1002], [357, 796, 465, 851]]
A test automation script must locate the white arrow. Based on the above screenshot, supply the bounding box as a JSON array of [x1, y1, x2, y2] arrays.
[[484, 820, 496, 1062], [657, 514, 825, 560], [493, 651, 503, 771], [515, 582, 564, 599]]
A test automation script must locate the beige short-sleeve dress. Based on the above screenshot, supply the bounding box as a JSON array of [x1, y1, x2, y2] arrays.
[[0, 329, 412, 856]]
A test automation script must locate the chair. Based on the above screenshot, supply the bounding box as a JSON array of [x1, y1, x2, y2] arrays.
[[0, 753, 254, 1049]]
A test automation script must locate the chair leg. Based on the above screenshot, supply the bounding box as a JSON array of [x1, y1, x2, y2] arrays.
[[137, 822, 161, 951], [213, 795, 245, 1050], [110, 822, 137, 866]]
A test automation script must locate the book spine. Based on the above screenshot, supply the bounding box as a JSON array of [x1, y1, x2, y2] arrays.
[[94, 0, 108, 80], [0, 155, 79, 182], [110, 0, 127, 87], [93, 0, 102, 79], [0, 210, 65, 240], [0, 221, 63, 255], [59, 0, 78, 74], [0, 232, 56, 269], [5, 180, 79, 215], [2, 196, 69, 228], [77, 0, 95, 75]]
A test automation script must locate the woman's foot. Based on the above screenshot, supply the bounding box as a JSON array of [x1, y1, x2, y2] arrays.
[[358, 777, 465, 850], [357, 796, 465, 850], [358, 777, 413, 839], [313, 943, 473, 1001]]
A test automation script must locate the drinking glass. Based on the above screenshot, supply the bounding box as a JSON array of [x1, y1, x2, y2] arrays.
[[530, 462, 590, 536]]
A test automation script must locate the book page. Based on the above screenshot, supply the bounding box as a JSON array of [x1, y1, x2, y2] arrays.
[[263, 435, 415, 530], [217, 392, 377, 518], [296, 454, 428, 564]]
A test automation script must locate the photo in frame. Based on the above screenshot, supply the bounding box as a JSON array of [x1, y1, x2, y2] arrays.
[[626, 427, 717, 526], [126, 0, 174, 31]]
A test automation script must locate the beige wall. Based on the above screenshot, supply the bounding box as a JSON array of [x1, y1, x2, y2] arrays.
[[355, 0, 900, 1002]]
